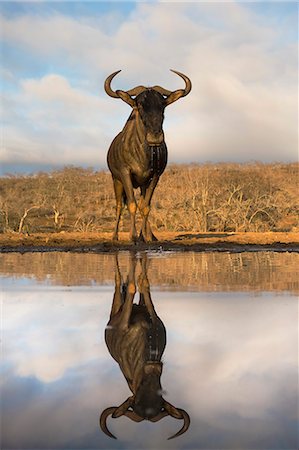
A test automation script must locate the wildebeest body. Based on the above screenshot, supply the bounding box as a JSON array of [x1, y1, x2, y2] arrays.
[[107, 109, 168, 189], [104, 70, 191, 242]]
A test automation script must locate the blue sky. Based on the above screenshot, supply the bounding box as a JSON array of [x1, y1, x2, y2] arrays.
[[1, 1, 298, 175]]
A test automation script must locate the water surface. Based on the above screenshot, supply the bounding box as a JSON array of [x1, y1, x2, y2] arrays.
[[1, 251, 298, 449]]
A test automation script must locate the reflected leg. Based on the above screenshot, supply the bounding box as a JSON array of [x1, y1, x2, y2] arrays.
[[110, 253, 123, 318], [118, 253, 137, 328]]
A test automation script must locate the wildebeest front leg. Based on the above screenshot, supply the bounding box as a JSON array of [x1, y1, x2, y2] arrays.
[[139, 175, 159, 242], [121, 172, 138, 242]]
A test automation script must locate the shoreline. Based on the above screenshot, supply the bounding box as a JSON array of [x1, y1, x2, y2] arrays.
[[1, 231, 298, 253]]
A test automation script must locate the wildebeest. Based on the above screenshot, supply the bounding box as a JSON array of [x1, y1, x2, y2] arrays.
[[100, 253, 190, 440], [104, 70, 192, 242]]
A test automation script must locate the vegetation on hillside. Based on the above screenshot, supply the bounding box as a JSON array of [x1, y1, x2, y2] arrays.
[[0, 163, 298, 234]]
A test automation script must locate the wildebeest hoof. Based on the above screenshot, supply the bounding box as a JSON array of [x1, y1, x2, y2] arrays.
[[138, 233, 146, 243], [131, 235, 138, 244], [139, 232, 158, 243]]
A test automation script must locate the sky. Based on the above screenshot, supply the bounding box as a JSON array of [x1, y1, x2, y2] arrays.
[[1, 1, 298, 175]]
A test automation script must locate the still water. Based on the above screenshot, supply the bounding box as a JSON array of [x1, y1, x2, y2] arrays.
[[1, 251, 298, 450]]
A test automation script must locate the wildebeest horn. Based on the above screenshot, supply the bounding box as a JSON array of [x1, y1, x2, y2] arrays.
[[99, 407, 118, 439], [164, 400, 191, 439], [104, 70, 122, 98], [126, 86, 147, 97], [104, 70, 135, 107], [105, 70, 191, 107], [152, 86, 173, 96], [165, 69, 192, 106]]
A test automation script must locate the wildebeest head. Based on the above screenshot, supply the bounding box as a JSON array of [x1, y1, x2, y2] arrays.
[[135, 89, 165, 146], [104, 70, 192, 146]]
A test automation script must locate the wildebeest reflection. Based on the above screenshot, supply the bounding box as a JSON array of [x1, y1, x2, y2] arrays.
[[100, 253, 190, 440]]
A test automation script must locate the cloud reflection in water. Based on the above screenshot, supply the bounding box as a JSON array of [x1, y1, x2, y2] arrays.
[[2, 278, 298, 449]]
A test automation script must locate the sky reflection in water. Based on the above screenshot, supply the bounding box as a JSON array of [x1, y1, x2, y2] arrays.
[[1, 252, 298, 449]]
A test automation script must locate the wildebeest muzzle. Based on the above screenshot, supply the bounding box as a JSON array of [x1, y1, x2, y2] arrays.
[[146, 131, 164, 146]]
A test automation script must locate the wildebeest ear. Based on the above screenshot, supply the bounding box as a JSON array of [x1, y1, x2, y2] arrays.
[[165, 89, 187, 106], [116, 90, 136, 107]]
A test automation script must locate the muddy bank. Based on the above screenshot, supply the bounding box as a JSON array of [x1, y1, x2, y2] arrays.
[[1, 231, 298, 253]]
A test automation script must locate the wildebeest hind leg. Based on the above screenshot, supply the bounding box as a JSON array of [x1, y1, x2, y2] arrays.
[[112, 178, 124, 242], [121, 173, 138, 242]]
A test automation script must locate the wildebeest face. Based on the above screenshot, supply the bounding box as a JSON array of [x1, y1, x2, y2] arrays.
[[136, 89, 165, 146]]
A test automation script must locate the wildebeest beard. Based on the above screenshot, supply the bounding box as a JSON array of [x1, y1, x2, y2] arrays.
[[144, 142, 167, 177]]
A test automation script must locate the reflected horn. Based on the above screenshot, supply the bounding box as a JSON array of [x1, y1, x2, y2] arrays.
[[99, 407, 117, 439], [164, 400, 191, 439], [149, 410, 169, 422], [99, 408, 143, 440], [124, 410, 144, 422], [167, 408, 191, 440], [100, 397, 138, 439]]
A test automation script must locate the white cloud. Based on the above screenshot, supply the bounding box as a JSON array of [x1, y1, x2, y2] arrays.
[[2, 288, 112, 382], [1, 74, 120, 167], [1, 1, 297, 172]]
